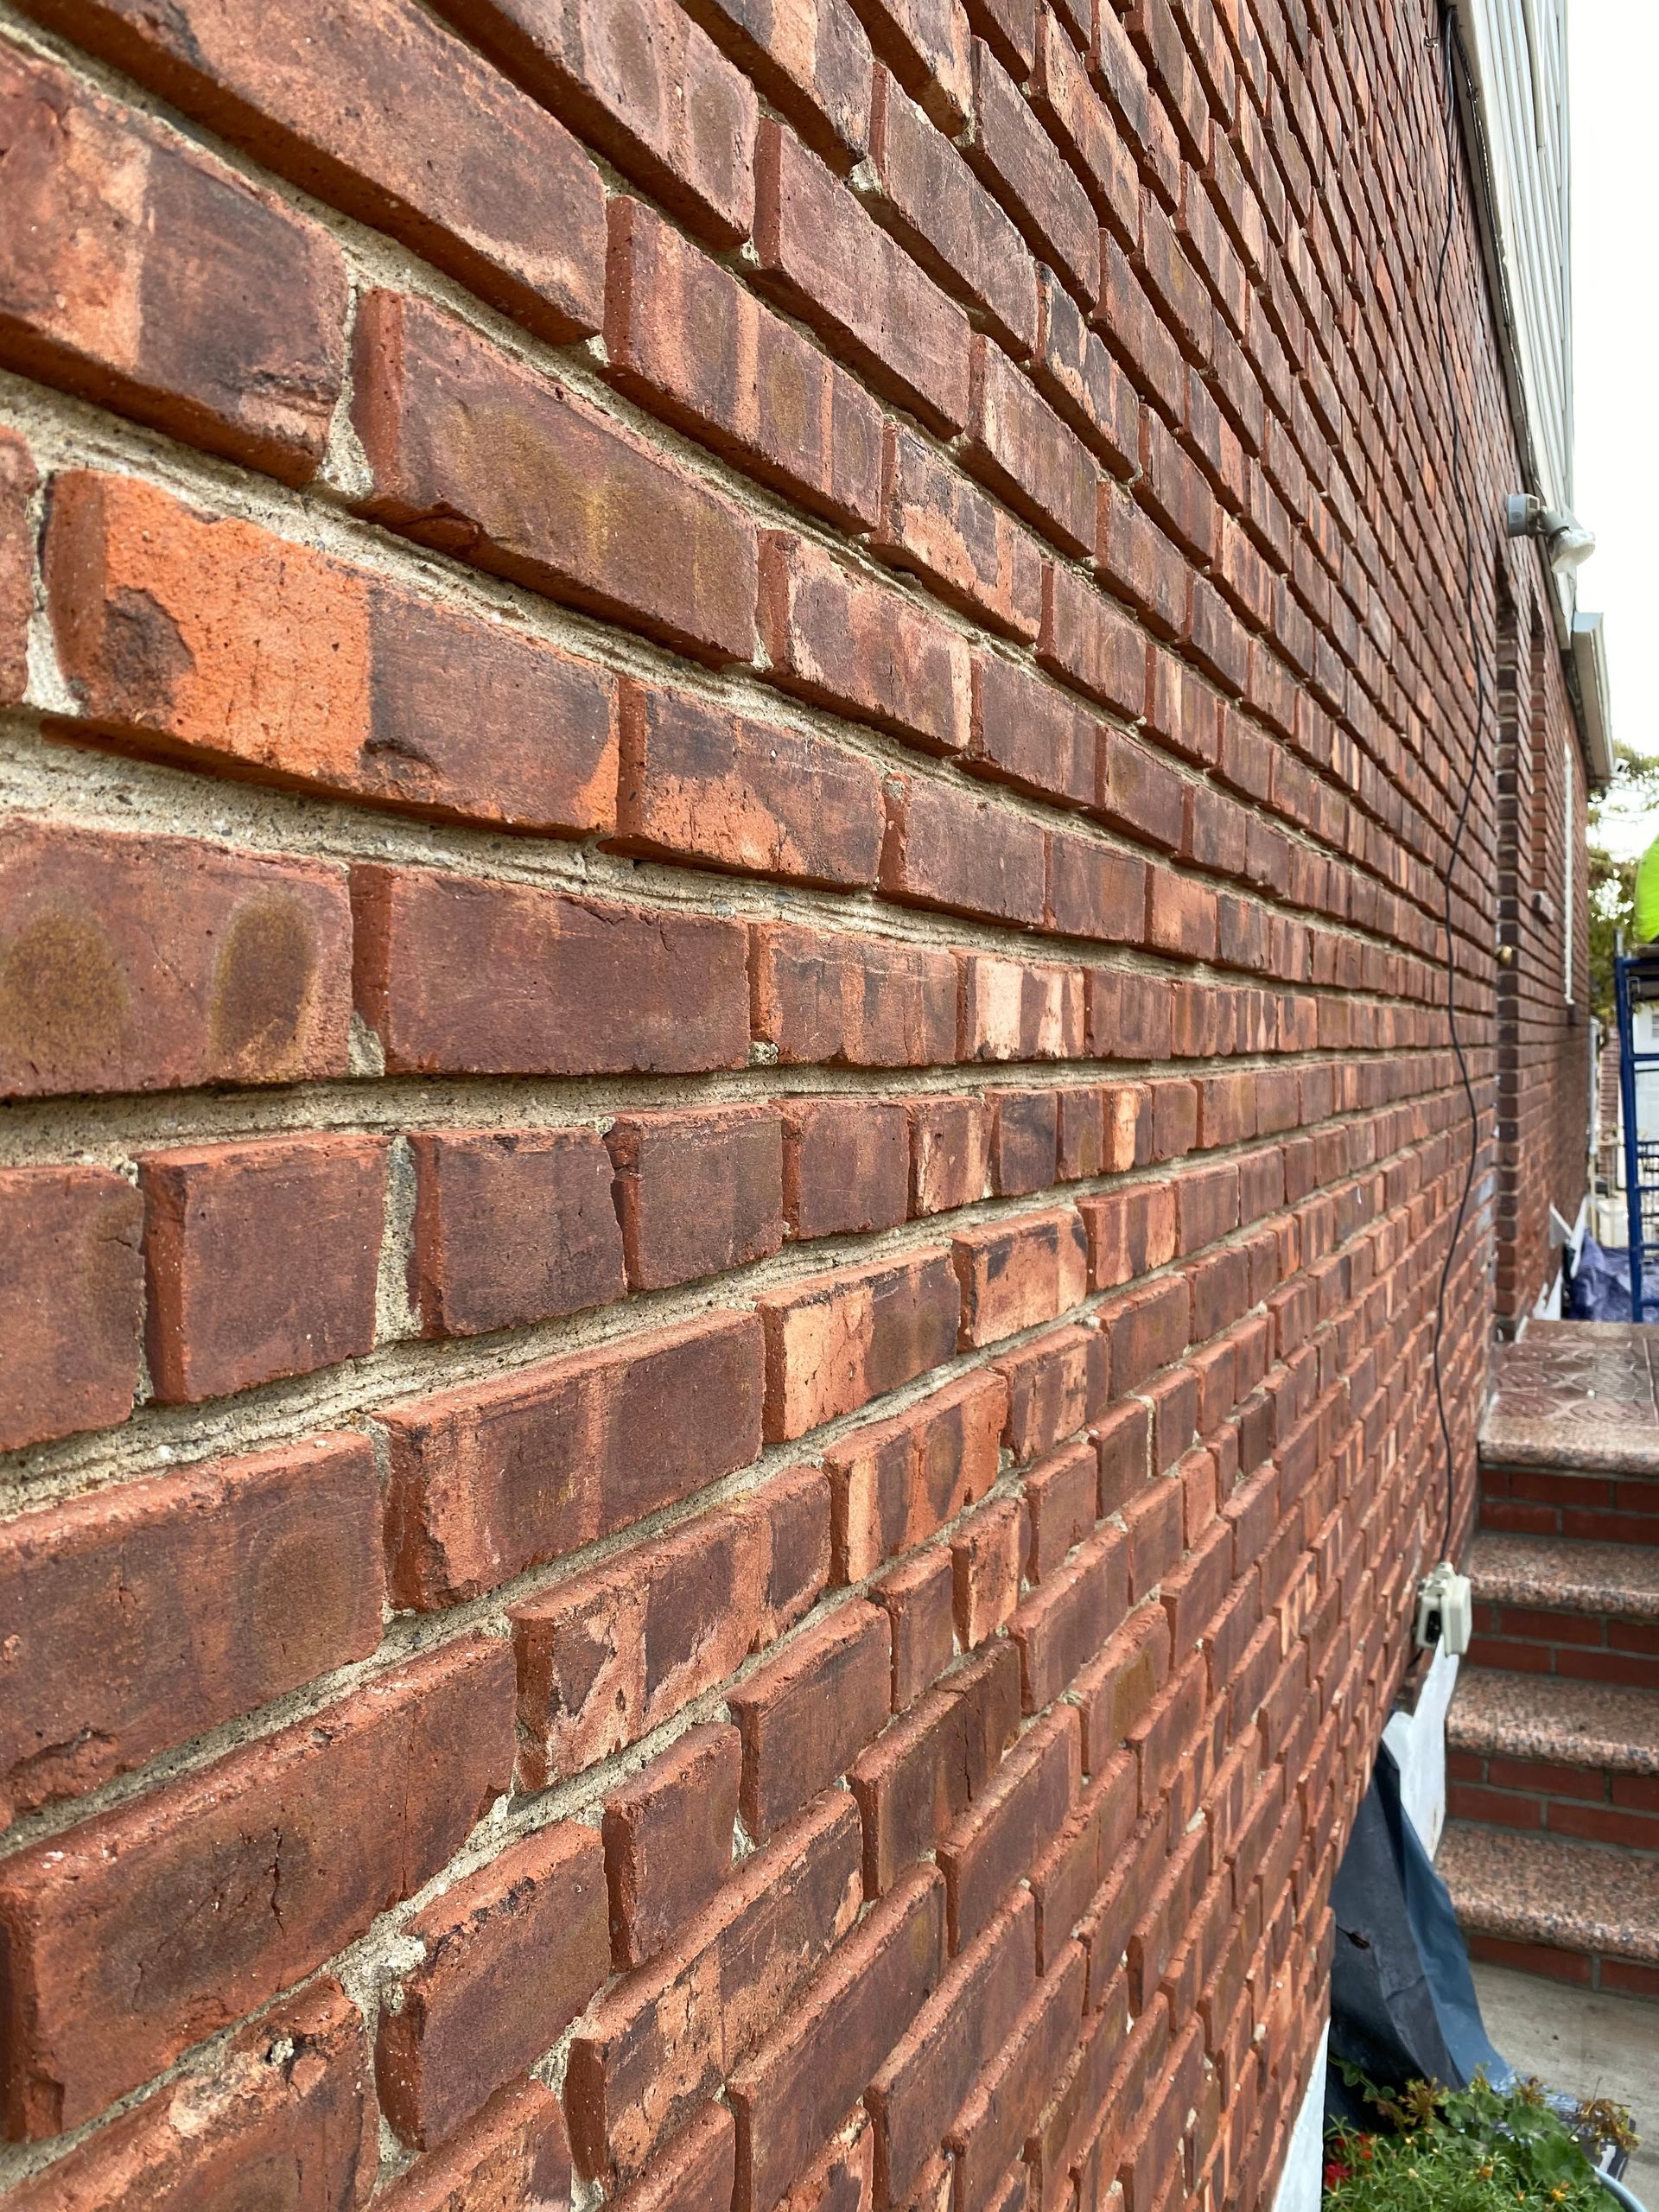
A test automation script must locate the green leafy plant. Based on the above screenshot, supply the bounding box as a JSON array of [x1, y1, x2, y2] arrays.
[[1324, 2064, 1637, 2209]]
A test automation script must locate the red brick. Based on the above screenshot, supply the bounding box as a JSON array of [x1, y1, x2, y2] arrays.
[[1098, 730, 1186, 849], [729, 1866, 948, 2212], [967, 335, 1098, 556], [1080, 1184, 1177, 1290], [0, 1431, 382, 1824], [784, 1096, 912, 1236], [1031, 1753, 1136, 1969], [754, 120, 972, 430], [140, 1133, 385, 1402], [1046, 830, 1148, 943], [607, 1107, 785, 1291], [1030, 10, 1138, 242], [874, 1548, 959, 1707], [850, 0, 973, 131], [969, 655, 1101, 809], [952, 1494, 1027, 1645], [440, 0, 754, 243], [868, 69, 1039, 356], [0, 429, 33, 705], [378, 1821, 608, 2150], [730, 1602, 893, 1838], [849, 1643, 1020, 1892], [354, 290, 754, 664], [1088, 974, 1172, 1060], [961, 954, 1088, 1062], [1058, 1085, 1107, 1179], [603, 1726, 741, 1971], [875, 424, 1044, 640], [0, 1637, 513, 2137], [512, 1466, 830, 1787], [911, 1093, 994, 1214], [754, 924, 961, 1069], [991, 1088, 1060, 1196], [1096, 1399, 1151, 1513], [0, 48, 345, 482], [382, 1311, 765, 1606], [683, 0, 874, 168], [1161, 1516, 1233, 1651], [963, 43, 1097, 300], [1077, 1821, 1169, 2020], [3, 1981, 375, 2212], [784, 2115, 876, 2210], [1011, 1522, 1129, 1710], [409, 1127, 625, 1338], [760, 531, 973, 754], [1026, 1439, 1101, 1578], [1028, 1972, 1130, 2201], [825, 1368, 1006, 1580], [759, 1248, 961, 1439], [1103, 1277, 1191, 1390], [1034, 269, 1141, 476], [941, 1706, 1080, 1948], [881, 776, 1047, 926], [0, 1163, 142, 1452], [609, 2103, 736, 2212], [616, 674, 883, 888], [30, 0, 605, 343], [953, 1206, 1090, 1344], [868, 1892, 1037, 2207], [567, 1794, 863, 2185], [947, 1941, 1086, 2212], [1075, 1609, 1170, 1770], [47, 472, 620, 836], [378, 2080, 574, 2212], [997, 1325, 1109, 1460], [1039, 564, 1148, 717], [352, 863, 749, 1078], [606, 196, 882, 529], [0, 820, 353, 1098]]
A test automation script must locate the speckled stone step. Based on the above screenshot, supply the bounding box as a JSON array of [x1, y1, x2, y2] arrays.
[[1467, 1532, 1659, 1689], [1446, 1668, 1659, 1853], [1438, 1820, 1659, 1999]]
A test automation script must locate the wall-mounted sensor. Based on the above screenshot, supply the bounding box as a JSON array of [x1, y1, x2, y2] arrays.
[[1506, 493, 1597, 576], [1415, 1560, 1474, 1656]]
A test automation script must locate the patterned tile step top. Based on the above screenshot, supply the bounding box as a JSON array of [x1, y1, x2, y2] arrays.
[[1482, 1321, 1659, 1475], [1467, 1532, 1659, 1623], [1439, 1822, 1659, 1964], [1448, 1667, 1659, 1776]]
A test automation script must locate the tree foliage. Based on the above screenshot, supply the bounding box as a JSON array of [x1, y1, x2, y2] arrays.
[[1586, 741, 1659, 1025]]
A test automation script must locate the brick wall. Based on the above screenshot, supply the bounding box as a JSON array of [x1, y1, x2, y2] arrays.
[[0, 1, 1590, 2208], [1493, 588, 1591, 1326]]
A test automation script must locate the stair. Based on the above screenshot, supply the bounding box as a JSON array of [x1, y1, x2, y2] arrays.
[[1440, 1323, 1659, 1998]]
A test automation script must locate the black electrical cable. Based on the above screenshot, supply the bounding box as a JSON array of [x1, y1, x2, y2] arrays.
[[1427, 1, 1488, 1568]]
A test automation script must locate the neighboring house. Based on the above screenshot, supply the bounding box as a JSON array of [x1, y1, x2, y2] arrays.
[[0, 3, 1613, 2211]]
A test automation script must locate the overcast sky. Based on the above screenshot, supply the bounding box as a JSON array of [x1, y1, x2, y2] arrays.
[[1570, 0, 1658, 855]]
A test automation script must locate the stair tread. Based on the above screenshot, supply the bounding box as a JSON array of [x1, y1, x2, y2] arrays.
[[1440, 1821, 1659, 1963], [1468, 1530, 1659, 1622], [1448, 1667, 1659, 1774], [1481, 1322, 1659, 1477]]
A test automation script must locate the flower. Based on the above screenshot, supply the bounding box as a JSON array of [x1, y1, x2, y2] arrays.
[[1323, 2160, 1351, 2188]]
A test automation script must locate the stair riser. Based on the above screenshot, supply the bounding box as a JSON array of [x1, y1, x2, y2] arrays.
[[1479, 1463, 1659, 1545], [1446, 1752, 1659, 1852], [1465, 1929, 1659, 2002], [1471, 1605, 1659, 1691]]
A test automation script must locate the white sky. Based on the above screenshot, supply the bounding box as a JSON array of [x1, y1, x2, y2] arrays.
[[1570, 0, 1659, 858]]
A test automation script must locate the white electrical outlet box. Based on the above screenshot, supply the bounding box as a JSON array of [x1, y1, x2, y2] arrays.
[[1415, 1561, 1473, 1656]]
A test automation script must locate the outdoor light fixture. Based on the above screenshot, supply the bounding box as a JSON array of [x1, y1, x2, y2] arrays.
[[1505, 492, 1597, 576]]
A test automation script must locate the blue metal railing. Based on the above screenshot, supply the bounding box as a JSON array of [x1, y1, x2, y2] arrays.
[[1614, 950, 1659, 1321]]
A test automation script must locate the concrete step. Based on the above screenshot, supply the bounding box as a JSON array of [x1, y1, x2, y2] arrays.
[[1438, 1820, 1659, 1999], [1467, 1530, 1659, 1689], [1446, 1667, 1659, 1851]]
